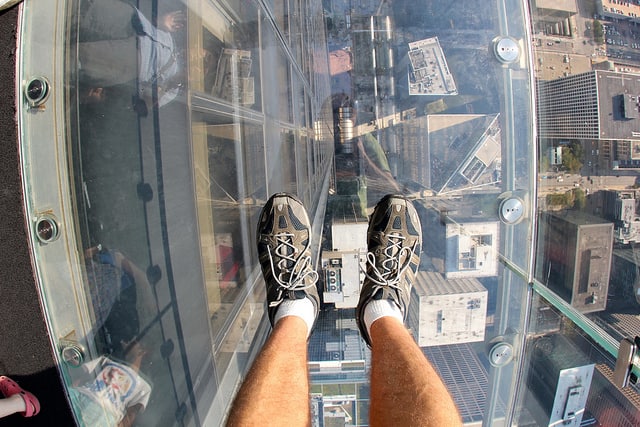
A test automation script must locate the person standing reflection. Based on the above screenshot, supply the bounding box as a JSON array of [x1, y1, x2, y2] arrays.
[[77, 0, 185, 109]]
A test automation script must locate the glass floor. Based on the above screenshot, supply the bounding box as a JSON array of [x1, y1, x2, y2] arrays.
[[16, 0, 640, 425]]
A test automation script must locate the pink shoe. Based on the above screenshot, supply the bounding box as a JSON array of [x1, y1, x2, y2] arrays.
[[0, 376, 40, 417]]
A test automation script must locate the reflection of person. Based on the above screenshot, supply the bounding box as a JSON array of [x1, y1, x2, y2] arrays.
[[226, 193, 461, 426], [84, 246, 150, 358], [78, 0, 185, 107], [0, 376, 40, 418], [69, 342, 151, 427]]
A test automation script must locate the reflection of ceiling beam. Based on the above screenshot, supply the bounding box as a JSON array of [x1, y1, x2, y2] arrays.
[[353, 111, 403, 136], [353, 108, 416, 137], [353, 107, 482, 137], [427, 114, 486, 133]]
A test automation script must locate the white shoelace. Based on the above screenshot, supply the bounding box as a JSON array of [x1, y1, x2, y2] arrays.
[[267, 232, 318, 308], [364, 233, 417, 294]]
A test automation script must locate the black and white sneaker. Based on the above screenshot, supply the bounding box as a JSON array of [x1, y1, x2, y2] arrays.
[[356, 194, 422, 346], [257, 193, 320, 327]]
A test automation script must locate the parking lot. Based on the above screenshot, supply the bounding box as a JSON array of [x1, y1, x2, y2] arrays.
[[601, 19, 640, 63]]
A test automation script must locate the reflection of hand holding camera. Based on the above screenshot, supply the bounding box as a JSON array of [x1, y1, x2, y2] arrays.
[[158, 10, 185, 33], [83, 243, 103, 259]]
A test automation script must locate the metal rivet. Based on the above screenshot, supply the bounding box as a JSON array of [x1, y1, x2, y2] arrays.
[[493, 36, 520, 64], [499, 197, 525, 224], [489, 342, 514, 367], [24, 77, 50, 107], [61, 345, 85, 367], [34, 214, 60, 244]]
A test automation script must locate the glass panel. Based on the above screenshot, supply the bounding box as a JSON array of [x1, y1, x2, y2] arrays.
[[530, 0, 640, 381], [20, 0, 332, 425], [297, 132, 311, 206], [25, 0, 640, 425], [289, 0, 304, 67], [68, 1, 209, 425], [314, 0, 536, 425], [272, 0, 290, 43]]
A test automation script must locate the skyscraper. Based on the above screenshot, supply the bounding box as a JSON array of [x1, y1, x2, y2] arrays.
[[537, 70, 640, 142], [536, 211, 614, 313]]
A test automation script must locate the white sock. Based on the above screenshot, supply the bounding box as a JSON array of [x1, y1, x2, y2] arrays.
[[274, 298, 317, 337], [363, 299, 403, 337]]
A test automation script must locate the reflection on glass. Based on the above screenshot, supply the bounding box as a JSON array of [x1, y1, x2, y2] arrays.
[[64, 0, 333, 423], [191, 117, 266, 371], [530, 0, 640, 423], [189, 2, 261, 109], [262, 16, 294, 123], [83, 247, 150, 358], [77, 0, 185, 109], [68, 342, 151, 427], [71, 1, 194, 425]]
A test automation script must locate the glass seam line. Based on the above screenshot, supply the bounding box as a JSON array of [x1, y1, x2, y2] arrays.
[[190, 92, 265, 123], [149, 35, 200, 423], [531, 279, 640, 379], [497, 0, 541, 422]]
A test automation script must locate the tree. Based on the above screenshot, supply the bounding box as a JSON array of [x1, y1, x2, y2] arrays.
[[564, 189, 575, 207], [547, 193, 566, 206], [573, 141, 584, 158], [562, 142, 584, 173], [540, 154, 550, 173], [574, 188, 586, 209], [546, 189, 584, 209], [593, 20, 604, 44]]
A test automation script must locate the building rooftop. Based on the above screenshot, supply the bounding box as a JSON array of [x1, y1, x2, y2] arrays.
[[414, 271, 487, 296], [407, 37, 457, 96], [423, 343, 504, 424], [308, 308, 369, 383], [426, 114, 501, 194], [597, 71, 640, 141], [535, 0, 577, 14], [444, 219, 500, 278], [329, 49, 352, 76], [544, 209, 615, 228]]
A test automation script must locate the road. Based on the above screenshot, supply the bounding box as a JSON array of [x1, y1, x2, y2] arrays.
[[538, 173, 637, 196]]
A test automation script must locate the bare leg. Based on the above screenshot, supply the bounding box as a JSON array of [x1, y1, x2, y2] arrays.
[[0, 394, 26, 418], [226, 316, 310, 427], [369, 317, 462, 427]]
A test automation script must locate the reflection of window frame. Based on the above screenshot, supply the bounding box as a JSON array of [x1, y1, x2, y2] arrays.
[[213, 48, 255, 106]]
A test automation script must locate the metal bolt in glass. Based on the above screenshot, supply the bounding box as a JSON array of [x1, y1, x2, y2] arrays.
[[61, 345, 85, 367], [34, 214, 60, 244], [493, 36, 520, 64], [489, 342, 514, 367], [499, 197, 525, 224], [24, 77, 50, 107]]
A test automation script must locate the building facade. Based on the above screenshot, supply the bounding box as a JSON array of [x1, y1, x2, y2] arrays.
[[536, 211, 614, 314]]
